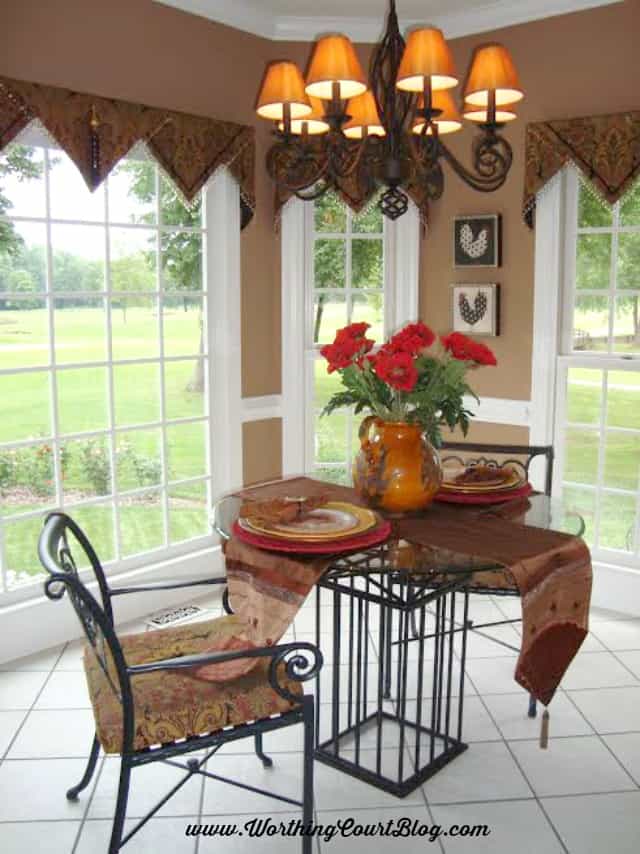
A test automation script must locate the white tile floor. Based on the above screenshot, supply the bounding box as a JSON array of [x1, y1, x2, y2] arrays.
[[1, 590, 639, 853]]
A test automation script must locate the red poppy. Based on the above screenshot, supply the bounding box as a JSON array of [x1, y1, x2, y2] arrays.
[[320, 323, 375, 372], [386, 322, 435, 356], [441, 332, 497, 366], [374, 351, 419, 392]]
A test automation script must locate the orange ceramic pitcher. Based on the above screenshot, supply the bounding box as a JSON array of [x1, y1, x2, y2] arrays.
[[353, 417, 442, 514]]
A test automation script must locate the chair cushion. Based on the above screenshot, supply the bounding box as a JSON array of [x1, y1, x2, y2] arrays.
[[83, 615, 302, 754]]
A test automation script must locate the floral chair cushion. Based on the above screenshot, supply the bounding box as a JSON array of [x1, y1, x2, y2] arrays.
[[83, 615, 302, 754]]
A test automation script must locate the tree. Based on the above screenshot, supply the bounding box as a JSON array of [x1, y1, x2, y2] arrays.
[[111, 253, 155, 321], [120, 160, 205, 389], [0, 146, 42, 258], [576, 181, 640, 347], [313, 192, 384, 342]]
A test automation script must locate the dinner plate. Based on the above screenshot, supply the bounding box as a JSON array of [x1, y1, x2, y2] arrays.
[[435, 482, 533, 505], [232, 518, 392, 554], [441, 468, 523, 493], [240, 501, 377, 541]]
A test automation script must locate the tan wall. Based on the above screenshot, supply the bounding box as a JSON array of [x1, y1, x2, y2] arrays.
[[2, 0, 639, 480], [242, 419, 283, 486]]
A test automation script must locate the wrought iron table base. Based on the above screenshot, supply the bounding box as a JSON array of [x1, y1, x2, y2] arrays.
[[314, 547, 471, 798]]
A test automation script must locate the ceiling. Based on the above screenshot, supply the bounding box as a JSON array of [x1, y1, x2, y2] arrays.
[[155, 0, 620, 41]]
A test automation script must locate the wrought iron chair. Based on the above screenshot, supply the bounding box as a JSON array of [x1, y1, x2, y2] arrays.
[[410, 443, 555, 719], [38, 512, 322, 854]]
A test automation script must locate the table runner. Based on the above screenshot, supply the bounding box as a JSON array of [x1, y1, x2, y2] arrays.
[[223, 477, 592, 707]]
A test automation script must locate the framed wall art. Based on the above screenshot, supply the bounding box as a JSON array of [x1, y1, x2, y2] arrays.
[[451, 283, 501, 337], [453, 214, 501, 268]]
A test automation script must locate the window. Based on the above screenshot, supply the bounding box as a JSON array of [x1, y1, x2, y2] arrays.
[[304, 193, 388, 484], [0, 139, 216, 596], [554, 171, 640, 567]]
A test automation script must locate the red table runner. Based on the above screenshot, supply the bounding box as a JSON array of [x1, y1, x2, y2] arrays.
[[224, 477, 592, 707]]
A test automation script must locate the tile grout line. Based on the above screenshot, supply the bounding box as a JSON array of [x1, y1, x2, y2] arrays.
[[71, 755, 107, 854], [461, 667, 571, 854], [562, 689, 640, 790], [0, 643, 67, 764]]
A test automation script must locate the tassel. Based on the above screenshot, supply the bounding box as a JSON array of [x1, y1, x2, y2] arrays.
[[89, 104, 100, 187], [540, 709, 550, 749]]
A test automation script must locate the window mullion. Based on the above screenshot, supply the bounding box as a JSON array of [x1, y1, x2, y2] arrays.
[[155, 169, 170, 550], [608, 201, 620, 353], [103, 173, 122, 562], [43, 148, 64, 514]]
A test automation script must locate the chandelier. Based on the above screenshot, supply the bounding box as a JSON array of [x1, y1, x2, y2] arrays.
[[254, 0, 524, 220]]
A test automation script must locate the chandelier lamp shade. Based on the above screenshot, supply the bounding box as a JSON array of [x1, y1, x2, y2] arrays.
[[255, 0, 524, 220]]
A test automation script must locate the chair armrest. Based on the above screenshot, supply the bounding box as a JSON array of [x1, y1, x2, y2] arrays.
[[109, 577, 227, 597], [128, 641, 323, 704]]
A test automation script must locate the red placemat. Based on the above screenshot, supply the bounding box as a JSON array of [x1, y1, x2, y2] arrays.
[[232, 518, 392, 554], [435, 482, 533, 505]]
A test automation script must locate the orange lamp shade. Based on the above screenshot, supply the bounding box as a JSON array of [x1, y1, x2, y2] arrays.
[[255, 61, 312, 121], [396, 27, 458, 93], [278, 96, 330, 135], [463, 104, 518, 123], [343, 91, 385, 139], [412, 89, 462, 135], [463, 44, 523, 107], [305, 34, 367, 100]]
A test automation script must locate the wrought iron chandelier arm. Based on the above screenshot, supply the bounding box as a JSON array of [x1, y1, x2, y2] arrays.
[[438, 129, 513, 193]]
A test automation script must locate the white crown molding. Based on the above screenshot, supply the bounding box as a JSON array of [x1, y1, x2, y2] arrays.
[[155, 0, 276, 39], [156, 0, 620, 42]]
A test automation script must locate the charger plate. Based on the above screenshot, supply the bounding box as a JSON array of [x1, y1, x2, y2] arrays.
[[232, 518, 392, 555], [441, 468, 523, 493], [435, 482, 533, 505], [240, 501, 377, 541]]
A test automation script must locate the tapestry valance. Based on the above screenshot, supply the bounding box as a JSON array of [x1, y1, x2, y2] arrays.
[[0, 75, 255, 228], [524, 111, 640, 226]]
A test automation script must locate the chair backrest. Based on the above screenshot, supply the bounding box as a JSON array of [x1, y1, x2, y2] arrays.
[[38, 513, 133, 725], [440, 442, 554, 496]]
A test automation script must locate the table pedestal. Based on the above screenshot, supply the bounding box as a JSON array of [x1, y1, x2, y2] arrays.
[[314, 547, 471, 798]]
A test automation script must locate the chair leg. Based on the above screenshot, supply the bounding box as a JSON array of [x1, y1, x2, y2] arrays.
[[222, 586, 233, 615], [254, 732, 273, 768], [108, 757, 132, 854], [528, 693, 537, 718], [67, 733, 101, 801], [301, 697, 315, 854]]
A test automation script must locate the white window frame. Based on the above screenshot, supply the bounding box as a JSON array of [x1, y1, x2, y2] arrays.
[[281, 195, 419, 477], [531, 166, 640, 612], [0, 137, 241, 649]]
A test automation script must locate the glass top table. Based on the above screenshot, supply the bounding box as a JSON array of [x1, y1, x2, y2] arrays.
[[212, 490, 585, 547], [212, 485, 585, 797]]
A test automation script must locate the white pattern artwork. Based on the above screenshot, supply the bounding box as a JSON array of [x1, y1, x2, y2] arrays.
[[453, 214, 501, 267], [451, 284, 500, 337]]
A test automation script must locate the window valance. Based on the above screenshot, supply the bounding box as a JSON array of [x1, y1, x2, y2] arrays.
[[524, 111, 640, 226], [0, 75, 255, 228]]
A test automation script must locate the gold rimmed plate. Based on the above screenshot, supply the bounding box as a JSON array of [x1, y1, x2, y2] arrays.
[[441, 468, 524, 493], [240, 501, 377, 541]]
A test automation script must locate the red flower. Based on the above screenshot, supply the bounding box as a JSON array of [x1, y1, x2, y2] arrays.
[[335, 322, 371, 343], [385, 322, 435, 356], [320, 323, 375, 373], [374, 351, 419, 392], [441, 332, 497, 366]]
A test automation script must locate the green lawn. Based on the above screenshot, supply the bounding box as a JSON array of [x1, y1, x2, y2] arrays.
[[0, 306, 209, 586]]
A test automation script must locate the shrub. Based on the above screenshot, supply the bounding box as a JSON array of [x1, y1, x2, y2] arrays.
[[78, 439, 111, 495]]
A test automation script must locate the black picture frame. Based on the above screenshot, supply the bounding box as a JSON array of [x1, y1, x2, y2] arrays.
[[453, 214, 502, 268]]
